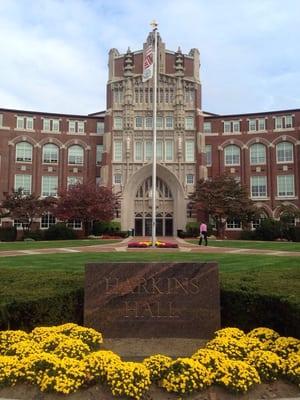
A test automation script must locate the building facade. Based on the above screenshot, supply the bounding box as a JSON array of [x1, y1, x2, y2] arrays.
[[0, 32, 299, 236]]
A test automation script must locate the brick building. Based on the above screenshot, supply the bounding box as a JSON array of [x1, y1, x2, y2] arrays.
[[0, 32, 299, 236]]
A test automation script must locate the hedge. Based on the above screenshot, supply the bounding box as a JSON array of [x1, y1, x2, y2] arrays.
[[0, 282, 298, 338]]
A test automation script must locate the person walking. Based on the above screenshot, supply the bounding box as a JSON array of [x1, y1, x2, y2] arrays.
[[199, 222, 208, 246]]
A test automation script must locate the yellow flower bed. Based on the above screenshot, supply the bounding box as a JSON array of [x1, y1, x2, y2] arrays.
[[0, 323, 299, 398]]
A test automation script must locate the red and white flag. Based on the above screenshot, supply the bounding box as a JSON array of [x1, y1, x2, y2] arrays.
[[143, 44, 153, 82]]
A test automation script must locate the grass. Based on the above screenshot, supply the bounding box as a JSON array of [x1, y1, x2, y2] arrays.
[[0, 252, 299, 303], [0, 239, 121, 251], [187, 239, 300, 252]]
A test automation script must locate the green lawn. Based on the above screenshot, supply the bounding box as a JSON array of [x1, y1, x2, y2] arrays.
[[187, 239, 300, 252], [0, 252, 299, 335], [0, 239, 121, 251]]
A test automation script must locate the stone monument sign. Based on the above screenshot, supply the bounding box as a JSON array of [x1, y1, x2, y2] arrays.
[[84, 262, 220, 338]]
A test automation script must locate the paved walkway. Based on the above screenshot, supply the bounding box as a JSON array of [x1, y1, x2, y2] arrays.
[[0, 237, 299, 257]]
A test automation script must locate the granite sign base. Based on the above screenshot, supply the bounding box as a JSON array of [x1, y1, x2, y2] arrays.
[[84, 262, 220, 339]]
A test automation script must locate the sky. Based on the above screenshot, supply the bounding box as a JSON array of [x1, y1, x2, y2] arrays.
[[0, 0, 299, 116]]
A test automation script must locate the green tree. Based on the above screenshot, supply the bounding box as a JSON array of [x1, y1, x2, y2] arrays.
[[190, 174, 257, 238]]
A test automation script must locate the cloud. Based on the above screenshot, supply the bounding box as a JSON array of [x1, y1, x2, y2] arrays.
[[0, 0, 299, 114]]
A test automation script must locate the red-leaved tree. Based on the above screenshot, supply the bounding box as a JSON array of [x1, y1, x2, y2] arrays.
[[54, 183, 119, 236], [190, 174, 257, 238]]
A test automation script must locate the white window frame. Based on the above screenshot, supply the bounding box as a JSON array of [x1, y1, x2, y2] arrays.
[[69, 120, 76, 133], [251, 176, 267, 198], [67, 176, 83, 189], [277, 175, 295, 197], [113, 116, 123, 130], [113, 141, 123, 162], [203, 122, 212, 134], [14, 174, 32, 195], [165, 140, 174, 161], [232, 120, 240, 133], [205, 144, 212, 166], [156, 116, 163, 129], [145, 116, 153, 129], [40, 213, 56, 229], [96, 121, 104, 134], [43, 118, 51, 131], [26, 117, 33, 130], [16, 142, 33, 163], [77, 121, 85, 133], [224, 145, 240, 166], [275, 116, 283, 129], [248, 119, 256, 132], [96, 144, 104, 164], [185, 116, 194, 130], [258, 118, 266, 131], [41, 176, 58, 197], [114, 174, 122, 184], [185, 140, 195, 162], [145, 141, 153, 161], [186, 174, 194, 184], [226, 218, 241, 230], [42, 144, 59, 164], [134, 141, 143, 161], [135, 116, 143, 129], [223, 121, 231, 133], [16, 116, 25, 129], [67, 219, 82, 230], [156, 140, 163, 161], [285, 115, 293, 129], [250, 143, 266, 165], [165, 116, 174, 129], [276, 142, 293, 163], [68, 145, 84, 165], [0, 114, 3, 127]]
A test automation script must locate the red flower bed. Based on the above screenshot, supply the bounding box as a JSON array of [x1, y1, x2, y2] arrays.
[[128, 241, 178, 248]]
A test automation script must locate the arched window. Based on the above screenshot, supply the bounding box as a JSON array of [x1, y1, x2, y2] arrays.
[[15, 141, 32, 162], [276, 142, 293, 163], [224, 145, 240, 165], [68, 145, 84, 165], [252, 211, 268, 229], [250, 143, 266, 165], [42, 144, 59, 164]]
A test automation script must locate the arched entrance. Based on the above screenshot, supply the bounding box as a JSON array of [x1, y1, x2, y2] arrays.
[[134, 176, 174, 236]]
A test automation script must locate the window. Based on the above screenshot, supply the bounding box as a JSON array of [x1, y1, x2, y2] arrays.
[[250, 143, 266, 165], [156, 141, 163, 161], [16, 142, 32, 162], [205, 144, 212, 166], [14, 219, 29, 229], [42, 144, 59, 164], [185, 116, 194, 130], [68, 120, 85, 134], [145, 116, 153, 129], [14, 174, 32, 194], [135, 116, 143, 128], [232, 120, 240, 132], [16, 116, 34, 130], [0, 114, 3, 127], [68, 145, 84, 165], [203, 122, 212, 134], [258, 118, 266, 131], [226, 218, 241, 229], [224, 121, 231, 133], [42, 176, 58, 197], [156, 116, 163, 129], [145, 141, 153, 161], [96, 144, 104, 164], [17, 116, 24, 129], [185, 140, 195, 162], [43, 118, 60, 132], [285, 115, 293, 129], [113, 116, 123, 130], [251, 176, 267, 198], [224, 145, 240, 165], [67, 176, 83, 188], [276, 142, 293, 163], [277, 175, 295, 197], [96, 121, 104, 134], [165, 116, 174, 129], [252, 213, 267, 229], [275, 116, 283, 129], [114, 174, 122, 184], [67, 219, 82, 229], [165, 140, 174, 161], [134, 141, 143, 161], [186, 174, 194, 184], [40, 213, 56, 229], [113, 141, 123, 162], [249, 119, 256, 132]]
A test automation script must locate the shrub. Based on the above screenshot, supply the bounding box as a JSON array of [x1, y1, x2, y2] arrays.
[[0, 226, 17, 242], [160, 357, 212, 394], [0, 355, 20, 388], [247, 327, 280, 343], [288, 226, 300, 242], [143, 354, 172, 382], [255, 218, 283, 241], [247, 350, 282, 382], [92, 221, 120, 235], [268, 336, 300, 358], [83, 350, 121, 384], [23, 230, 44, 241], [240, 230, 256, 240], [44, 223, 77, 240], [191, 348, 228, 380], [282, 351, 300, 386], [186, 222, 199, 237], [0, 330, 29, 355]]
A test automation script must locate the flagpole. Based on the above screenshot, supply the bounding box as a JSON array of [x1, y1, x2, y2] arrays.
[[151, 20, 158, 247]]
